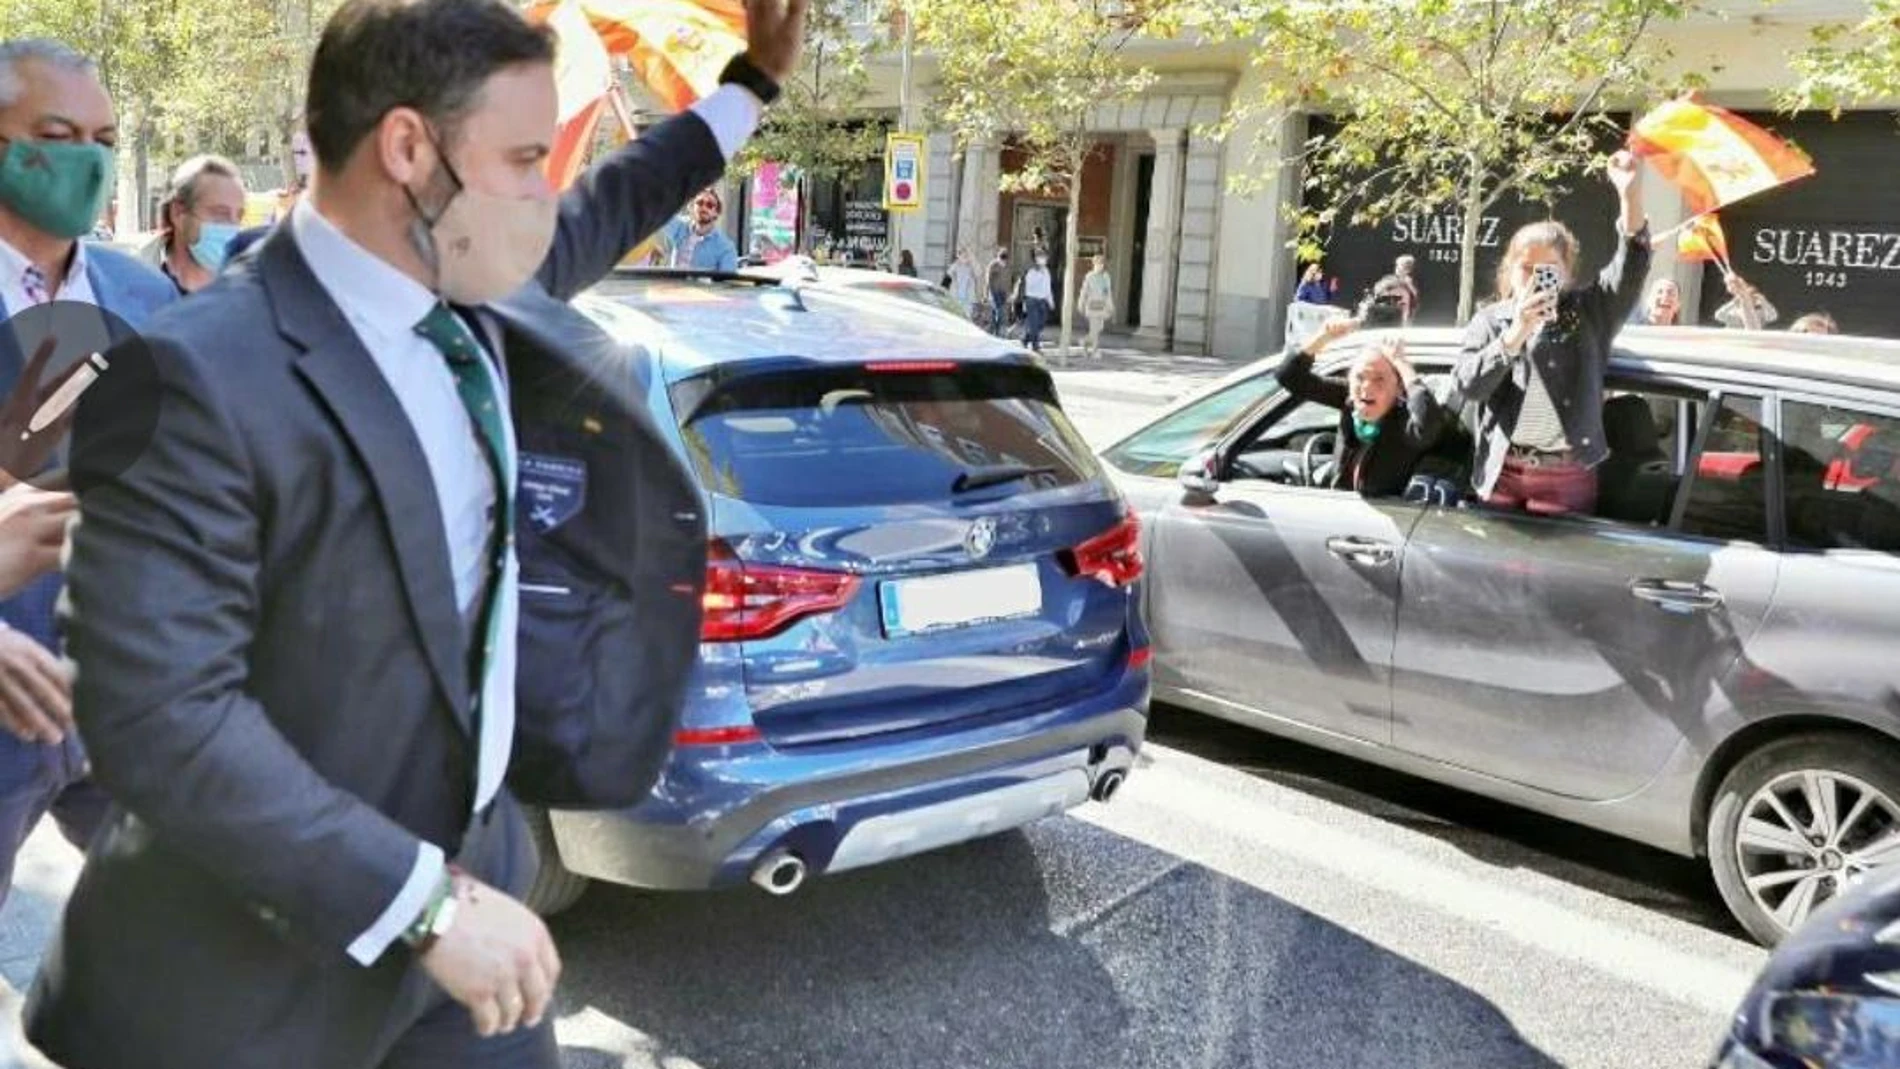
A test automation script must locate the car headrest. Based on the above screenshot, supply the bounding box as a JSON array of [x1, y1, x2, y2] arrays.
[[1603, 395, 1664, 458]]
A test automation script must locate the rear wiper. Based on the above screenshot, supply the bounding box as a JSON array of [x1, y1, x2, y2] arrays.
[[953, 464, 1057, 493]]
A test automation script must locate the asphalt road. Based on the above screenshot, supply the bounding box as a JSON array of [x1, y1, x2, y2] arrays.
[[0, 373, 1769, 1069]]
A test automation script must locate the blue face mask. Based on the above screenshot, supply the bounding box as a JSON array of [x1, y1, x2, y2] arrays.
[[1352, 415, 1383, 443], [190, 220, 241, 271]]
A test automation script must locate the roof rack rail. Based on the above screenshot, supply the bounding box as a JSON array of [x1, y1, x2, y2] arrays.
[[606, 266, 777, 286]]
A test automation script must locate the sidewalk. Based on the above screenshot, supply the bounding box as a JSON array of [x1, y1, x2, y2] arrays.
[[1041, 343, 1247, 407]]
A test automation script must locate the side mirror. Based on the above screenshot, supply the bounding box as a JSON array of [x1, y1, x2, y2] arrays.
[[1177, 449, 1221, 498]]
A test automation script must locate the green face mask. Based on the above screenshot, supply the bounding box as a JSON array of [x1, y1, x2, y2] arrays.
[[1352, 415, 1383, 443], [0, 138, 115, 240]]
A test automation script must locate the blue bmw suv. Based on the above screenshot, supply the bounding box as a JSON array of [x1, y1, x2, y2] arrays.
[[522, 270, 1150, 911]]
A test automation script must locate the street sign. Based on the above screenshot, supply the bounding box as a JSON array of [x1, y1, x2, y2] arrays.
[[883, 133, 924, 213]]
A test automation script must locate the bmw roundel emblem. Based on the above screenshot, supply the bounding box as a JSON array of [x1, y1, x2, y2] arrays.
[[965, 516, 998, 560]]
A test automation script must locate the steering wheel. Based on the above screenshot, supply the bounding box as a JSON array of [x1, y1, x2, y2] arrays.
[[1301, 431, 1340, 488]]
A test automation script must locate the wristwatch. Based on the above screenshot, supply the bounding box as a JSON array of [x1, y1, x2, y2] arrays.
[[718, 53, 782, 106], [401, 868, 461, 956]]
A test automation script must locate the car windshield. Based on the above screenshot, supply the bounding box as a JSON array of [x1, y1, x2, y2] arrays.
[[1102, 373, 1282, 478]]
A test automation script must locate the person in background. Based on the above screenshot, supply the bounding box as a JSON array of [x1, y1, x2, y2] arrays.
[[1294, 263, 1329, 305], [660, 186, 738, 271], [1790, 311, 1838, 335], [139, 152, 246, 293], [1021, 250, 1054, 352], [225, 172, 309, 264], [0, 37, 175, 917], [1629, 277, 1681, 326], [1393, 253, 1420, 319], [1277, 316, 1446, 497], [897, 248, 917, 277], [947, 246, 979, 319], [1080, 253, 1114, 357], [985, 246, 1010, 336], [1454, 148, 1650, 516], [1712, 271, 1778, 330]]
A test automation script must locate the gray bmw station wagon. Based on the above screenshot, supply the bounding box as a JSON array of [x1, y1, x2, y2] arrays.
[[1104, 326, 1900, 946]]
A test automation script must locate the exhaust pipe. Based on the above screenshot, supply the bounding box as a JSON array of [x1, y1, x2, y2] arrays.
[[1092, 768, 1126, 803], [750, 849, 808, 896]]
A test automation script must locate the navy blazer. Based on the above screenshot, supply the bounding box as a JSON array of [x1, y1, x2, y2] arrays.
[[27, 110, 725, 1069]]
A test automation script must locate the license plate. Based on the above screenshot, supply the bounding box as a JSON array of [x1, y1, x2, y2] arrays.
[[879, 563, 1042, 637]]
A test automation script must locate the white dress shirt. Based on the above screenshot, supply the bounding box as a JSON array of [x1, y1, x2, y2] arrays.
[[300, 88, 759, 966], [1025, 266, 1054, 303], [0, 235, 95, 316]]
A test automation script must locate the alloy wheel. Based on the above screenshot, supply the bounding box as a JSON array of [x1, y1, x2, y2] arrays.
[[1734, 769, 1900, 934]]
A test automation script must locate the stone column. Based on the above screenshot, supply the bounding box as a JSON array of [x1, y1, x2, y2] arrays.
[[1170, 132, 1225, 355], [920, 132, 958, 280], [957, 139, 1002, 261], [1137, 128, 1187, 348]]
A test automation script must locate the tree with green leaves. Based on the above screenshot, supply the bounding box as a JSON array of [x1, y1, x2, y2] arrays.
[[1789, 0, 1900, 113], [1216, 0, 1701, 324], [732, 0, 889, 250], [911, 0, 1180, 356]]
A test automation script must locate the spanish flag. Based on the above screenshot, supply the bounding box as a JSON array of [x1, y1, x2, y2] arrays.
[[1630, 97, 1815, 218], [527, 0, 747, 114], [539, 0, 614, 191], [1676, 214, 1730, 268]]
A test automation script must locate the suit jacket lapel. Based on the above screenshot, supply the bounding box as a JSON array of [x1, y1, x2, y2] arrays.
[[261, 234, 473, 731]]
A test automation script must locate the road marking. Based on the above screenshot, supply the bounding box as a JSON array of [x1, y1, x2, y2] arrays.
[[1077, 745, 1763, 1016]]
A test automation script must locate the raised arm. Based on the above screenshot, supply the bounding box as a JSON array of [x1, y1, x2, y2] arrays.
[[536, 0, 808, 299], [1452, 309, 1520, 407], [1595, 149, 1652, 326], [64, 337, 425, 959], [1276, 316, 1356, 411]]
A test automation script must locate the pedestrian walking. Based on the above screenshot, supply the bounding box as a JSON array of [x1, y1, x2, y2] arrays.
[[1021, 251, 1054, 352], [22, 3, 803, 1068], [947, 246, 979, 320], [0, 37, 176, 915], [138, 153, 247, 293], [1393, 253, 1421, 320], [985, 246, 1010, 336], [1453, 147, 1650, 517], [1080, 253, 1114, 357]]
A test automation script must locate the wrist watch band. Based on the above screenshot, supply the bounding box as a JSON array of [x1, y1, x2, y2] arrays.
[[402, 869, 459, 955], [718, 53, 782, 106]]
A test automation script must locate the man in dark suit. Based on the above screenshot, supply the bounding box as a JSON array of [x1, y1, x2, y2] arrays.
[[0, 36, 176, 914], [23, 1, 803, 1067]]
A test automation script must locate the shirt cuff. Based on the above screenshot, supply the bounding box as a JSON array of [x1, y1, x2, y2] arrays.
[[345, 841, 444, 966], [689, 84, 764, 161]]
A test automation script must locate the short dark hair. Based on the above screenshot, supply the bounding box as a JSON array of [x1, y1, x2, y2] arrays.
[[305, 0, 555, 172]]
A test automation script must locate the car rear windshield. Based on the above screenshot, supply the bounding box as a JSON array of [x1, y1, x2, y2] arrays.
[[669, 362, 1101, 507]]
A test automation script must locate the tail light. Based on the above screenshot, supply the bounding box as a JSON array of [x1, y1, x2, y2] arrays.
[[675, 725, 763, 746], [1128, 647, 1153, 671], [1060, 512, 1144, 588], [701, 540, 861, 642]]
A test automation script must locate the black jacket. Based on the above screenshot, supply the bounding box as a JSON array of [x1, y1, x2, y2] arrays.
[[1454, 225, 1651, 496], [1276, 342, 1447, 497]]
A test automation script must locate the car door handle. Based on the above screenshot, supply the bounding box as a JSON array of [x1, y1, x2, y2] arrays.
[[1325, 536, 1397, 566], [1629, 578, 1725, 612]]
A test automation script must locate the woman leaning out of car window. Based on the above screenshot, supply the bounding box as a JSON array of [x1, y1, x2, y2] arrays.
[[1276, 315, 1446, 498], [1452, 147, 1651, 517]]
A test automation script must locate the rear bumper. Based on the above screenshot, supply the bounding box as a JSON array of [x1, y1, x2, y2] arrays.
[[547, 672, 1149, 890]]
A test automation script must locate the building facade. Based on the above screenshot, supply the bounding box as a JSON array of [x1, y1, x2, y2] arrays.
[[833, 0, 1900, 355]]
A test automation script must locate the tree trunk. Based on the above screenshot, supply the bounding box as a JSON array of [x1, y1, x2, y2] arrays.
[[1456, 178, 1486, 326], [1059, 166, 1083, 360], [134, 103, 154, 232]]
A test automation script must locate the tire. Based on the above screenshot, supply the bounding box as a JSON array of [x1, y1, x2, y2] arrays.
[[521, 807, 589, 917], [1706, 732, 1900, 947]]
